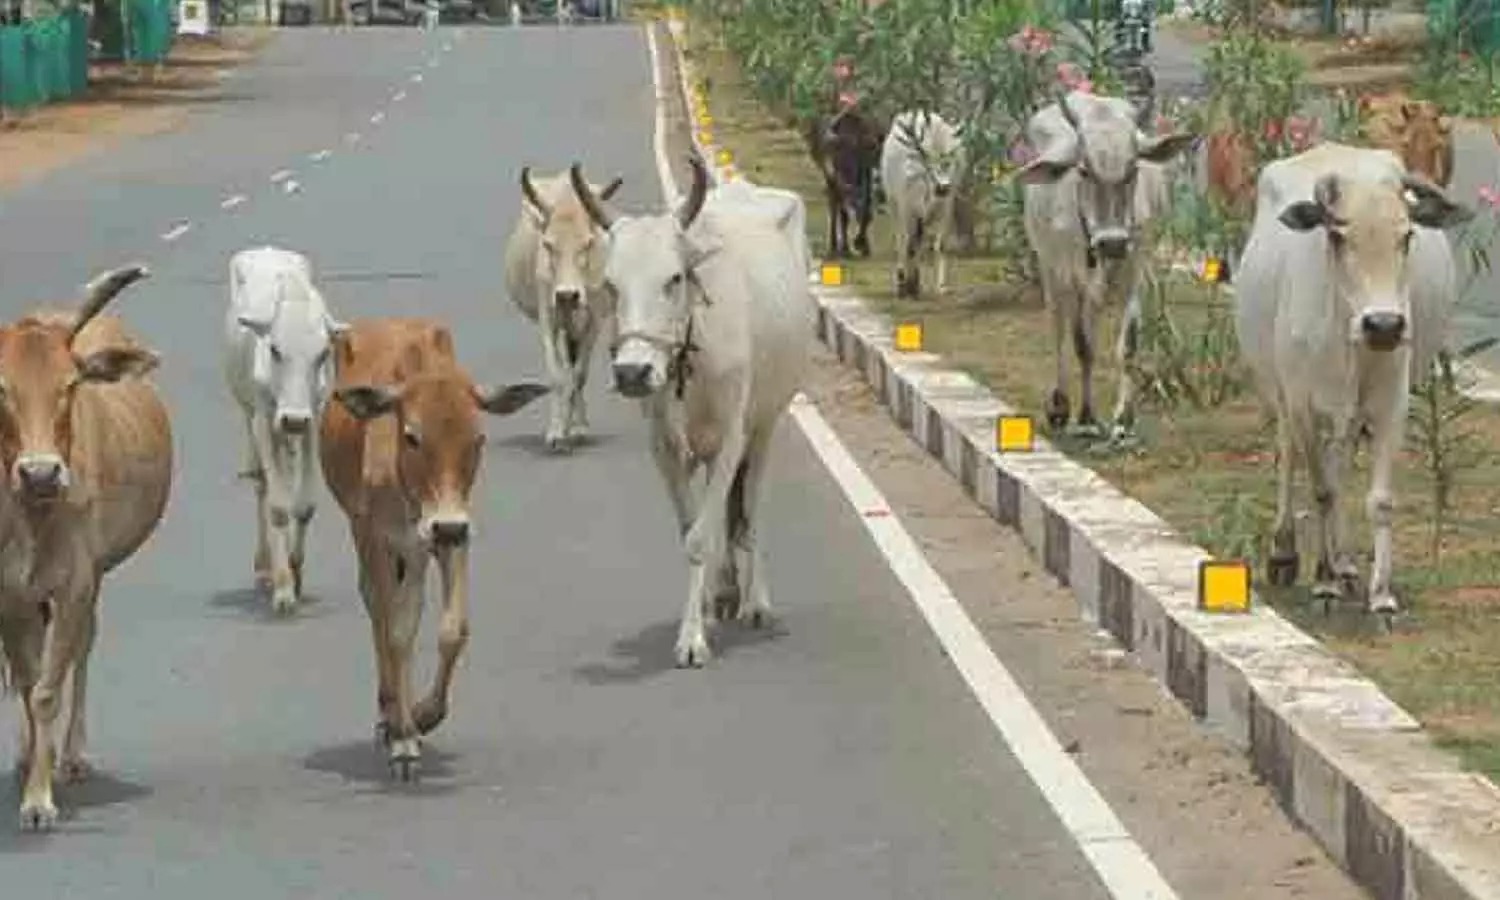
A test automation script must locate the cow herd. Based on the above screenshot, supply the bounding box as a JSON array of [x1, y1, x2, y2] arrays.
[[0, 152, 816, 831]]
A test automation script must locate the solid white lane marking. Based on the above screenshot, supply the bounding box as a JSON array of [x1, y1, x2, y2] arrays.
[[220, 194, 247, 210], [371, 111, 386, 124], [270, 169, 294, 183], [160, 222, 192, 242], [643, 23, 1181, 900], [309, 149, 332, 162]]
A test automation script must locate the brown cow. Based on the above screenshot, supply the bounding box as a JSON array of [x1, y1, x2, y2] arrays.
[[0, 264, 171, 831], [1205, 127, 1258, 215], [1362, 94, 1455, 188], [806, 104, 884, 258], [318, 318, 547, 779]]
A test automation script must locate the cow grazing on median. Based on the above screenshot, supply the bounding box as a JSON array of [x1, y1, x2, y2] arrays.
[[880, 109, 966, 299], [1361, 93, 1456, 188], [319, 318, 547, 779], [570, 155, 815, 668], [504, 166, 623, 452], [224, 246, 348, 615], [806, 104, 883, 259], [1235, 142, 1471, 620], [0, 264, 172, 830], [1016, 90, 1197, 437]]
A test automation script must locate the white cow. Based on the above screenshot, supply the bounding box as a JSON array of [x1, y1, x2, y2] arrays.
[[1234, 142, 1472, 618], [1015, 90, 1196, 438], [880, 109, 965, 299], [569, 156, 815, 668], [223, 246, 348, 615], [504, 166, 623, 452]]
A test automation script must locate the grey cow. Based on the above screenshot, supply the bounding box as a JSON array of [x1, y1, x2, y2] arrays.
[[1014, 90, 1196, 438]]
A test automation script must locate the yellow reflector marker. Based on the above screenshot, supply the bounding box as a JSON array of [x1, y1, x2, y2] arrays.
[[996, 416, 1034, 453], [894, 322, 923, 353], [1198, 560, 1252, 613], [819, 263, 845, 287]]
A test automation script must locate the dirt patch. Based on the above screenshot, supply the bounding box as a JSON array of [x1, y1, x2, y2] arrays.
[[677, 16, 1500, 784], [0, 27, 273, 192]]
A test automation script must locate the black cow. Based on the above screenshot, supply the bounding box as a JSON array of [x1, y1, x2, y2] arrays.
[[807, 105, 883, 259]]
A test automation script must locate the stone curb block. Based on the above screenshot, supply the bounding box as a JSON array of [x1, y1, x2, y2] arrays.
[[659, 18, 1500, 900]]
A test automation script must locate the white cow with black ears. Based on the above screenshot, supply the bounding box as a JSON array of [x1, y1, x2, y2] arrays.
[[880, 109, 965, 299], [569, 155, 815, 668], [223, 246, 348, 615]]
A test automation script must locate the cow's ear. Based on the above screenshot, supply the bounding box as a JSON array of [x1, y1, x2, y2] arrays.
[[1409, 193, 1475, 230], [76, 346, 160, 383], [1012, 157, 1074, 185], [1137, 132, 1198, 164], [237, 313, 273, 338], [334, 384, 400, 420], [1278, 201, 1330, 232], [473, 382, 549, 416]]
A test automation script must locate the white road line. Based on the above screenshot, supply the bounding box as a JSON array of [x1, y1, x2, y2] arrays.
[[644, 24, 1181, 900], [392, 90, 407, 102], [220, 194, 247, 210], [309, 149, 332, 162], [270, 169, 294, 183], [370, 111, 386, 125], [442, 41, 452, 51], [160, 222, 192, 242]]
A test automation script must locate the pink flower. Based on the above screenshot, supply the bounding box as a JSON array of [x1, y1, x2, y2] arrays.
[[1075, 78, 1094, 95], [1155, 114, 1174, 133], [1286, 115, 1320, 151], [1007, 24, 1054, 56], [1056, 61, 1084, 89], [1263, 118, 1283, 143], [1007, 138, 1037, 166], [838, 90, 859, 109], [1478, 185, 1500, 209]]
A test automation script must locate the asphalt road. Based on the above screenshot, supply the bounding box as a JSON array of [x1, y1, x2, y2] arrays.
[[0, 25, 1126, 899]]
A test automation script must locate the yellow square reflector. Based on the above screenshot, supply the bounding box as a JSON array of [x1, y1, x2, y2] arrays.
[[819, 263, 845, 287], [697, 130, 713, 147], [1202, 257, 1223, 284], [697, 113, 714, 128], [894, 322, 923, 353], [996, 416, 1034, 452], [715, 148, 733, 166], [1198, 560, 1252, 613]]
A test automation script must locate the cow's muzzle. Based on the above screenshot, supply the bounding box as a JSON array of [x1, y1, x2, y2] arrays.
[[1360, 311, 1407, 352], [934, 181, 952, 198], [554, 289, 582, 310], [613, 362, 655, 398], [426, 515, 471, 549], [277, 410, 313, 435], [1093, 234, 1131, 261], [14, 454, 67, 502]]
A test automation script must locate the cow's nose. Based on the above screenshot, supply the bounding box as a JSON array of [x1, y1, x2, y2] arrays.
[[1361, 312, 1407, 350], [278, 411, 312, 434], [613, 363, 654, 398], [1094, 236, 1130, 260], [934, 182, 952, 198], [430, 518, 470, 547], [554, 289, 582, 309], [17, 458, 63, 496]]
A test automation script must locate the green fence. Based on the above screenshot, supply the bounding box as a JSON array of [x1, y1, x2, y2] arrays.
[[0, 9, 90, 111], [123, 0, 176, 64], [1429, 0, 1500, 56]]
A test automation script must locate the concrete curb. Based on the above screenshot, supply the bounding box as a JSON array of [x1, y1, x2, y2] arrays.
[[658, 17, 1500, 900]]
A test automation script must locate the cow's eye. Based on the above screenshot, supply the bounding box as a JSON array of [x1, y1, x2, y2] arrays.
[[269, 345, 283, 362], [667, 272, 685, 289], [1401, 230, 1415, 252], [403, 426, 422, 449]]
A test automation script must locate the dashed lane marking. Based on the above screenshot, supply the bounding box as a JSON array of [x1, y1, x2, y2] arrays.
[[370, 111, 386, 125], [270, 169, 294, 183], [161, 222, 192, 242], [309, 149, 332, 162], [393, 90, 407, 102], [220, 194, 247, 210], [345, 131, 362, 144]]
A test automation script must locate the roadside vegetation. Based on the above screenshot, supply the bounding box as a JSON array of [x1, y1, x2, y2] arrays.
[[668, 0, 1500, 781]]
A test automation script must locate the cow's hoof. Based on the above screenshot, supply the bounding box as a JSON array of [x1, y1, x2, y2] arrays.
[[855, 239, 872, 258], [270, 589, 297, 616], [388, 744, 420, 783], [1266, 553, 1299, 587], [59, 756, 94, 784], [737, 594, 772, 628], [565, 421, 590, 444], [1312, 581, 1343, 614], [675, 632, 712, 668], [1369, 592, 1399, 616], [544, 431, 572, 455], [412, 697, 448, 736], [291, 561, 304, 599], [713, 589, 741, 623], [1044, 391, 1069, 430], [18, 799, 57, 832]]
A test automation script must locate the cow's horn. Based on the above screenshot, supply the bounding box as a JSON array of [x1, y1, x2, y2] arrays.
[[71, 263, 150, 343], [569, 162, 615, 231], [520, 166, 551, 219], [1056, 89, 1082, 132], [678, 153, 710, 230]]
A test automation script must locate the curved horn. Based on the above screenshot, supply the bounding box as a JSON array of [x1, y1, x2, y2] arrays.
[[678, 153, 710, 230], [599, 176, 625, 201], [70, 263, 150, 344], [569, 162, 616, 231], [519, 166, 551, 219]]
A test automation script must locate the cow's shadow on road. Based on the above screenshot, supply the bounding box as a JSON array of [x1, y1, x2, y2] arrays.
[[207, 587, 333, 623], [302, 740, 462, 796], [0, 770, 152, 852], [573, 616, 789, 686]]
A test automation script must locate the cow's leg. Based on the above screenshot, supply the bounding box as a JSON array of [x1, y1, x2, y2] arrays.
[[414, 544, 469, 735], [678, 398, 750, 668], [1, 612, 42, 782], [59, 589, 100, 783], [288, 431, 317, 600], [1072, 300, 1102, 435], [854, 182, 873, 257], [250, 414, 297, 614], [384, 550, 428, 779], [1308, 417, 1356, 608], [539, 298, 572, 453], [1267, 403, 1301, 586], [244, 413, 270, 586], [907, 217, 927, 298], [891, 207, 911, 297], [729, 421, 777, 628], [1109, 282, 1144, 440], [20, 580, 92, 830], [645, 399, 698, 537], [1041, 271, 1073, 429], [565, 316, 597, 443], [1364, 370, 1410, 617], [356, 531, 398, 747], [932, 200, 953, 296]]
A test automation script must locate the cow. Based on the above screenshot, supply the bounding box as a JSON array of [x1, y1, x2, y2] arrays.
[[1361, 93, 1455, 188], [1014, 89, 1197, 438], [0, 264, 172, 830], [1234, 142, 1471, 621], [504, 167, 623, 453], [1205, 127, 1258, 216], [806, 103, 883, 259], [879, 109, 966, 298], [224, 246, 348, 615], [319, 318, 547, 779], [569, 155, 815, 668]]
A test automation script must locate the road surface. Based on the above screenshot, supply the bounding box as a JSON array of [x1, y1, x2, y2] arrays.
[[0, 23, 1373, 900]]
